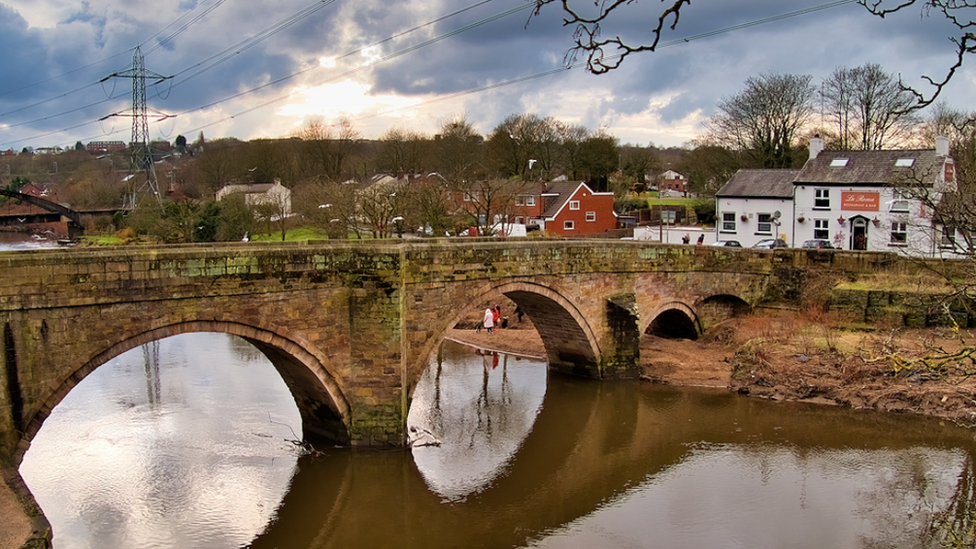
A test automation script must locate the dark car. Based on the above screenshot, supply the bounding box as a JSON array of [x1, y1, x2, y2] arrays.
[[801, 239, 834, 249], [752, 238, 788, 249]]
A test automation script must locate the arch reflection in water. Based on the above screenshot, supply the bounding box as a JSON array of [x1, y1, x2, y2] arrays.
[[408, 341, 548, 501], [19, 333, 302, 549]]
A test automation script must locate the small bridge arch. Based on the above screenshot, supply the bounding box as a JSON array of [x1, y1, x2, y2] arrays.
[[15, 321, 351, 462], [644, 301, 702, 340]]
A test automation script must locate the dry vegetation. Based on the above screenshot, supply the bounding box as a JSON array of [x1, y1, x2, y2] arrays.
[[723, 307, 976, 425]]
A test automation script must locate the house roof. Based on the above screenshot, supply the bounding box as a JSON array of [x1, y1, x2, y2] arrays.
[[795, 148, 946, 186], [716, 169, 799, 199], [539, 180, 616, 220], [219, 183, 277, 194]]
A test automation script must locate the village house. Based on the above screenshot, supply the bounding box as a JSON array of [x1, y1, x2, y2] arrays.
[[215, 179, 291, 215], [656, 169, 687, 196], [794, 136, 956, 255], [512, 180, 617, 236], [715, 169, 798, 247], [714, 136, 958, 256]]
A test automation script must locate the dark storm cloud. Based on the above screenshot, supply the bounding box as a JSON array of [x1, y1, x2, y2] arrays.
[[1, 0, 974, 149]]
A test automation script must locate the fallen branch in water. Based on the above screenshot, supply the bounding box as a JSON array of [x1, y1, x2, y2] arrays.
[[268, 413, 329, 458]]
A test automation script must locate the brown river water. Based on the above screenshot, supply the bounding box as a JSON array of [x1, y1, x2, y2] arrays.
[[18, 333, 976, 549]]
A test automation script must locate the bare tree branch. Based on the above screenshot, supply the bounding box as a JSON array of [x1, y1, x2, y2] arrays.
[[532, 0, 690, 74]]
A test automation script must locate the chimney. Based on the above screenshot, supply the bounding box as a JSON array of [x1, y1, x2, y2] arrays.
[[936, 135, 949, 156], [809, 136, 824, 160]]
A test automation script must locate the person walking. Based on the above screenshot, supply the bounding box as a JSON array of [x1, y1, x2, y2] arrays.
[[492, 305, 502, 331], [696, 234, 704, 246], [483, 307, 494, 334]]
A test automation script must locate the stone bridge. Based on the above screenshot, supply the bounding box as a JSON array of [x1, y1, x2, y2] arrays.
[[0, 240, 833, 460]]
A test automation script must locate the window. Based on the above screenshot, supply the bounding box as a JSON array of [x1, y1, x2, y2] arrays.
[[814, 219, 829, 239], [515, 196, 524, 206], [757, 213, 772, 234], [890, 221, 907, 245], [814, 189, 830, 209], [830, 158, 849, 167], [526, 196, 536, 206], [941, 226, 957, 249], [722, 212, 736, 232], [563, 220, 575, 230], [463, 193, 471, 202], [895, 157, 915, 167], [569, 200, 580, 210], [586, 211, 596, 222], [889, 189, 910, 213], [515, 216, 524, 224]]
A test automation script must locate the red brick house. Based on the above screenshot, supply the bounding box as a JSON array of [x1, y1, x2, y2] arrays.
[[512, 181, 617, 236], [657, 170, 687, 194]]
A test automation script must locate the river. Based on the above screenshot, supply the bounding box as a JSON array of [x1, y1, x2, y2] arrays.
[[16, 330, 976, 549]]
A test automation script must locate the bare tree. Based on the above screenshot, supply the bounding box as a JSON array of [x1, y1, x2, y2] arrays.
[[577, 129, 621, 189], [557, 122, 590, 180], [376, 127, 429, 174], [707, 73, 815, 169], [620, 145, 661, 188], [297, 117, 361, 182], [402, 176, 455, 237], [434, 114, 485, 185], [487, 113, 541, 179], [294, 175, 361, 239], [822, 64, 918, 150], [455, 178, 530, 236], [357, 177, 406, 239], [676, 139, 745, 196]]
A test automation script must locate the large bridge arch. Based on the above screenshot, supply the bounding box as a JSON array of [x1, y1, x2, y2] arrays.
[[14, 321, 351, 463], [409, 280, 603, 396]]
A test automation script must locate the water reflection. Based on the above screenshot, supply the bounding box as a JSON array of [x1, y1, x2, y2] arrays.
[[19, 333, 301, 549], [19, 335, 976, 549], [408, 343, 547, 501], [250, 345, 976, 549]]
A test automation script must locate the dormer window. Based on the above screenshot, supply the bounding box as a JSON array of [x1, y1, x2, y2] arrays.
[[895, 158, 915, 167], [830, 158, 849, 167]]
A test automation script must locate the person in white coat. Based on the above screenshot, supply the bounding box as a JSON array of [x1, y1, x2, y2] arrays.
[[483, 307, 494, 334]]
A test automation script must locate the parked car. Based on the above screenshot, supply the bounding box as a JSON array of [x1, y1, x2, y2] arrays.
[[752, 238, 788, 249], [801, 239, 834, 249], [711, 240, 742, 247]]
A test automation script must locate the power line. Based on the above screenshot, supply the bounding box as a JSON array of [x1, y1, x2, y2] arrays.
[[0, 0, 227, 114], [4, 0, 856, 151]]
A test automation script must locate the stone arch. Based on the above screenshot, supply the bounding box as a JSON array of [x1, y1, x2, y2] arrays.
[[643, 302, 701, 340], [15, 321, 351, 463], [695, 294, 751, 333], [410, 281, 602, 394]]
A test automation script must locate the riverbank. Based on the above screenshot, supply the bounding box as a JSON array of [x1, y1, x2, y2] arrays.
[[447, 309, 976, 425]]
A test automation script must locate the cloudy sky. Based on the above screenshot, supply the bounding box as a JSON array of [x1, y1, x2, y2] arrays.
[[0, 0, 972, 152]]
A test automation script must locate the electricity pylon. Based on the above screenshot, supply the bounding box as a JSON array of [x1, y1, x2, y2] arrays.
[[100, 46, 172, 208]]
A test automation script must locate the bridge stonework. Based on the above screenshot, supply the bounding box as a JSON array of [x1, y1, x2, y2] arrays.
[[0, 240, 784, 461]]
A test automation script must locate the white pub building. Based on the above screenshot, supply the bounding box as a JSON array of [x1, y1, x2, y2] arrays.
[[715, 136, 961, 257]]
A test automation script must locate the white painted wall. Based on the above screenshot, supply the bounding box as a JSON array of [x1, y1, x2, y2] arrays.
[[714, 197, 793, 247]]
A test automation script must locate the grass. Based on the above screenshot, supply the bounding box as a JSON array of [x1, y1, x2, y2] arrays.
[[249, 226, 335, 242], [835, 272, 954, 293]]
